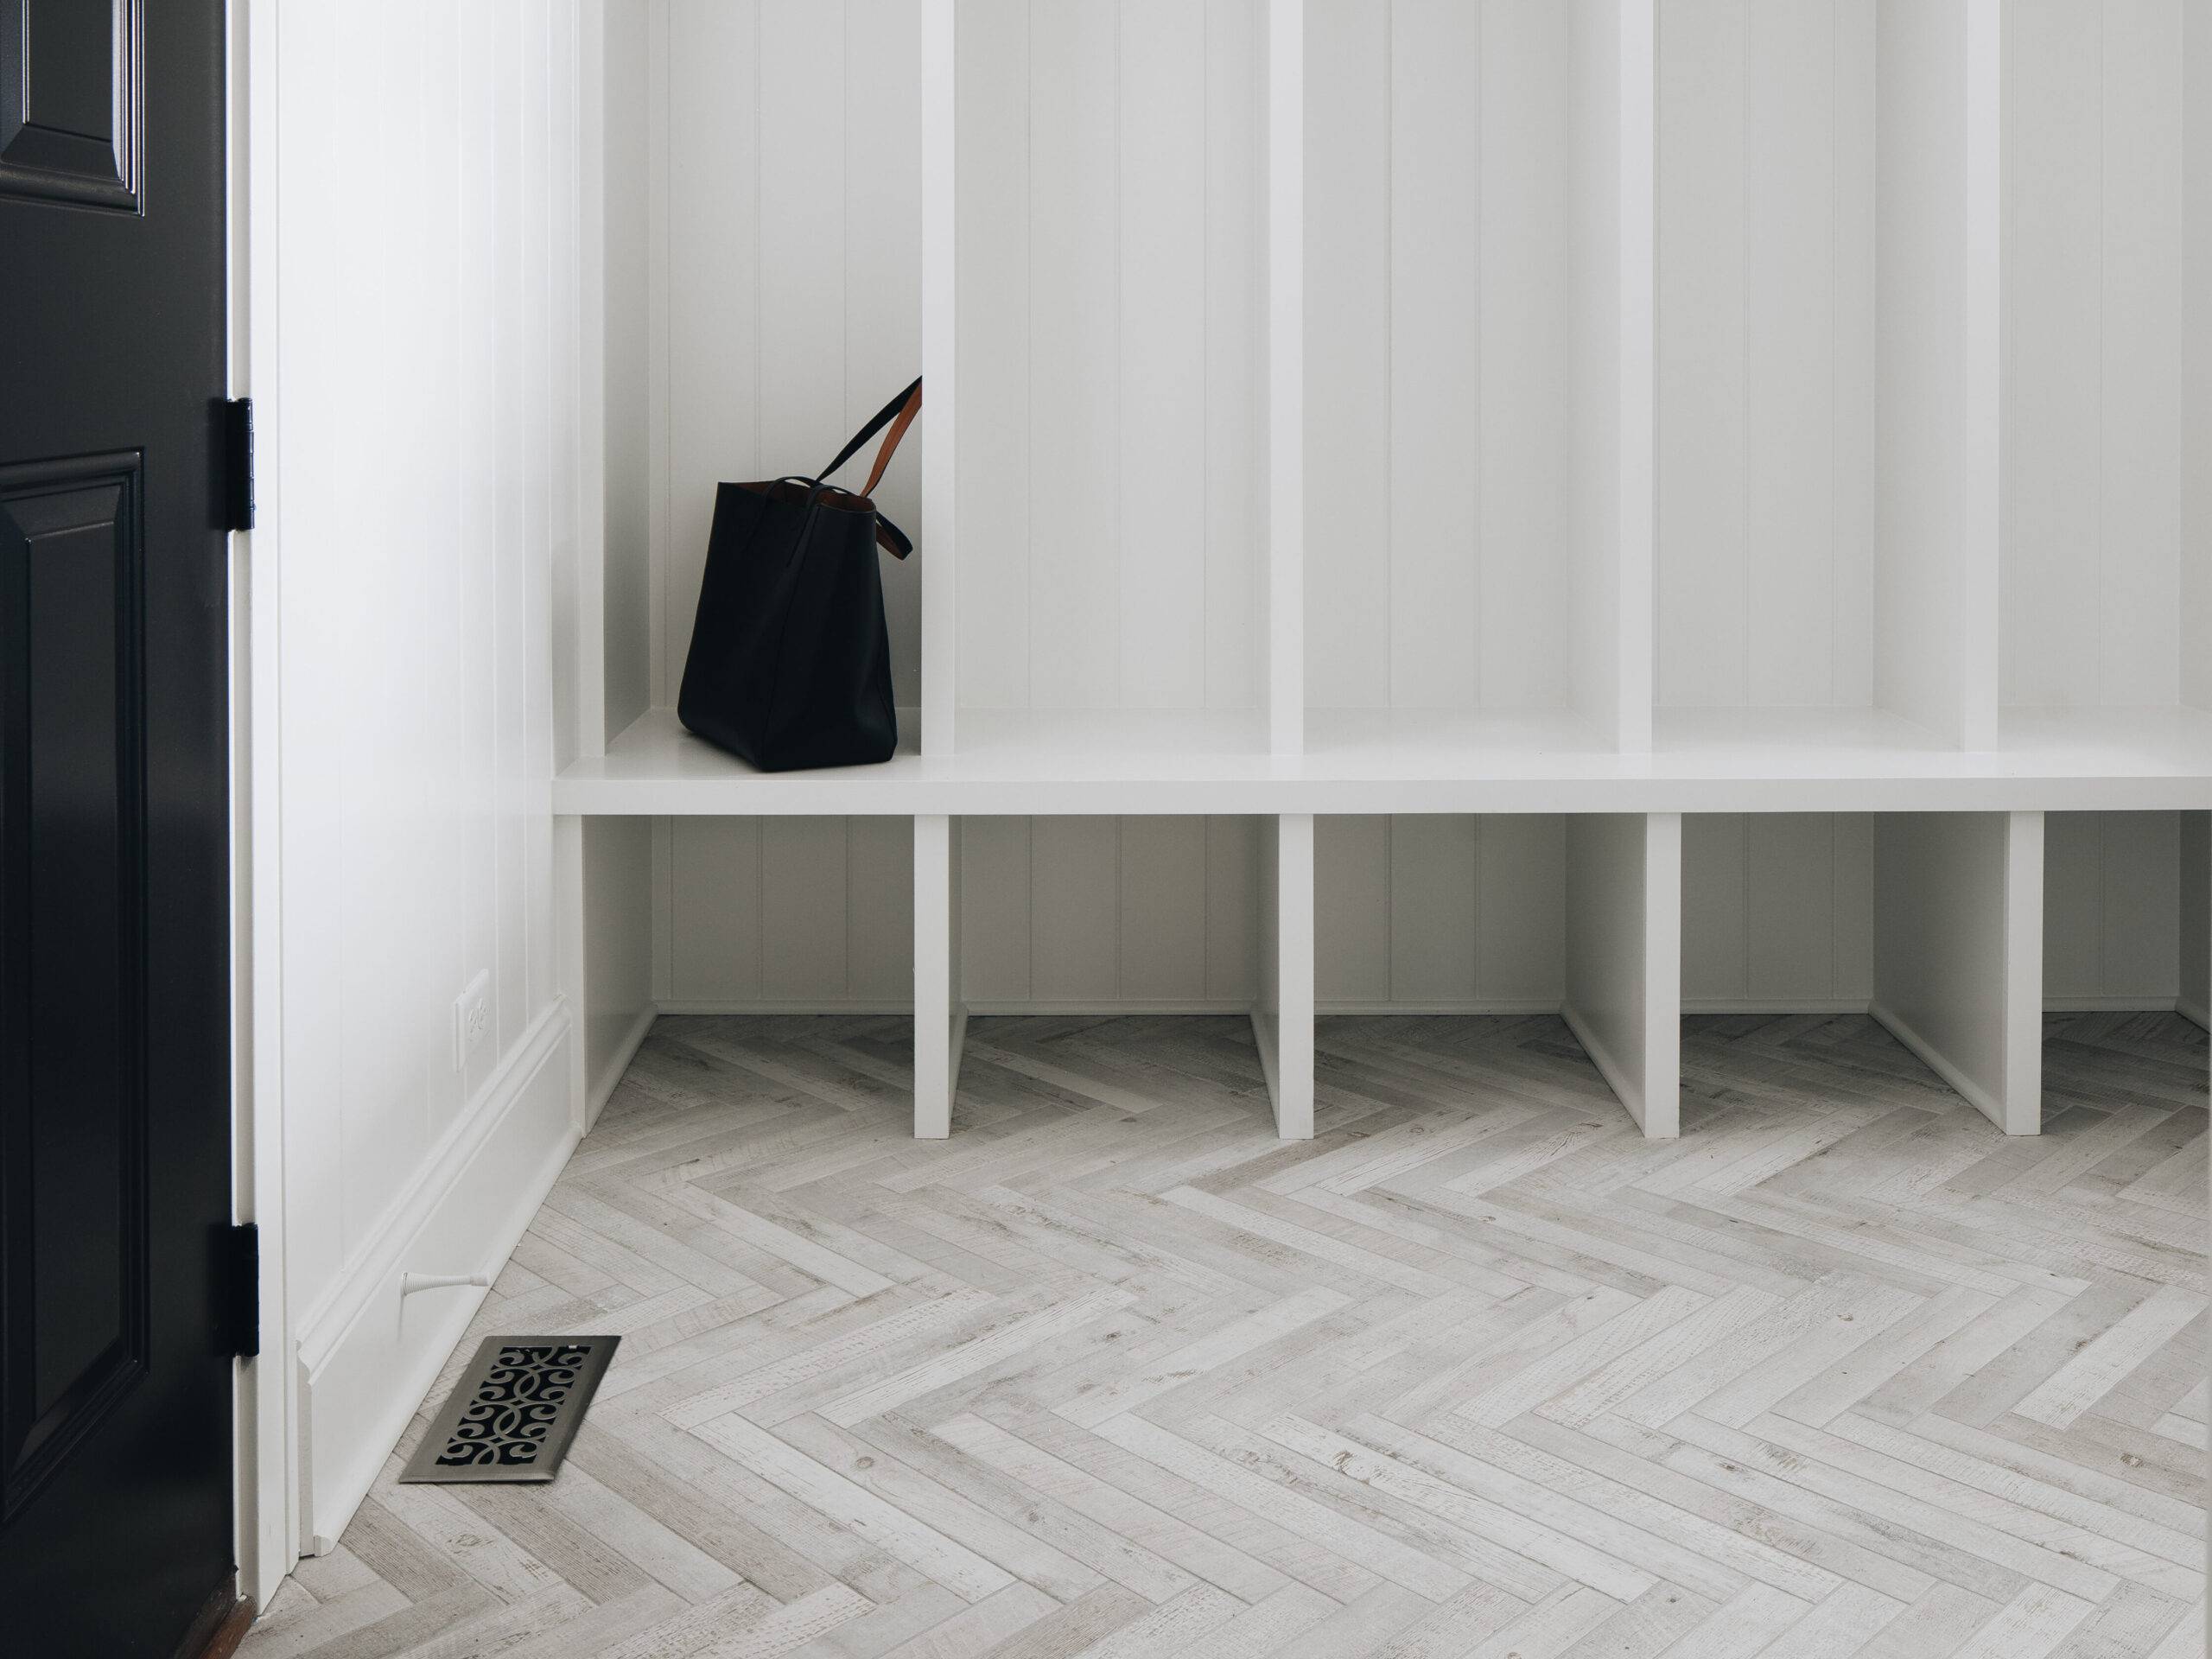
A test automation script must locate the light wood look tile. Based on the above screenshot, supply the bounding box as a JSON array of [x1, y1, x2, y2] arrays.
[[245, 1011, 2208, 1658]]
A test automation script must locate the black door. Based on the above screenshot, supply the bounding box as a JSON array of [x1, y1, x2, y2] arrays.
[[1, 3, 236, 1655]]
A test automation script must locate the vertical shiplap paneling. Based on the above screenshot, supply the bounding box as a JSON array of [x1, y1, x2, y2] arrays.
[[2096, 810, 2182, 1001], [1680, 814, 1875, 1009], [849, 817, 918, 1004], [1873, 0, 1970, 742], [1315, 816, 1392, 1004], [1745, 814, 1842, 999], [1478, 814, 1567, 1003], [1311, 816, 1566, 1010], [668, 817, 764, 1005], [1656, 0, 1746, 709], [959, 817, 1033, 1002], [1309, 2, 1591, 715], [2044, 811, 2186, 1007], [956, 0, 1262, 715], [2003, 0, 2187, 709], [1388, 815, 1478, 1004], [759, 2, 851, 495], [1119, 817, 1210, 1000], [1745, 0, 1838, 704], [1561, 0, 1631, 745], [662, 0, 757, 699], [1027, 2, 1121, 707], [2189, 4, 2212, 711], [1830, 0, 1878, 709], [1120, 1, 1209, 707], [848, 0, 926, 710], [760, 819, 852, 1002], [1206, 817, 1263, 999], [2098, 0, 2184, 708], [1657, 0, 1878, 710], [2001, 1, 2107, 709], [1302, 0, 1391, 709], [954, 0, 1030, 709], [1680, 815, 1750, 1003], [1388, 0, 1481, 709], [1027, 817, 1121, 1001], [1205, 0, 1262, 709], [1481, 0, 1570, 709]]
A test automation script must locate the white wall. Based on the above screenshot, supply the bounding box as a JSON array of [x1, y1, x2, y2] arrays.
[[270, 0, 582, 1554], [1656, 0, 1876, 710], [2190, 1, 2212, 711], [652, 0, 925, 712], [601, 0, 653, 737], [1681, 814, 1875, 1010], [2044, 811, 2184, 1009], [1306, 0, 1627, 728], [2002, 0, 2193, 710], [956, 0, 1265, 715], [1316, 816, 1567, 1010]]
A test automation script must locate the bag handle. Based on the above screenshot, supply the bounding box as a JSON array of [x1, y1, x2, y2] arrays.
[[822, 377, 922, 500]]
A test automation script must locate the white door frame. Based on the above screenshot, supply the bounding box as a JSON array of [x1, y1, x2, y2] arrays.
[[230, 0, 296, 1610]]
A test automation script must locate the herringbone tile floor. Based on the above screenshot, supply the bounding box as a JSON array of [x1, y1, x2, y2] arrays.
[[244, 1011, 2209, 1659]]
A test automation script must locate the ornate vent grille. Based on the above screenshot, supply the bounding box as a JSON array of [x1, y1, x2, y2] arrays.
[[399, 1335, 620, 1484]]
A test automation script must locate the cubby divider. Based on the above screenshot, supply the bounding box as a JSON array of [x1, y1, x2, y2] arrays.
[[1870, 811, 2044, 1135], [912, 812, 962, 1139], [1564, 813, 1682, 1137], [2185, 814, 2210, 1031], [1256, 813, 1315, 1138]]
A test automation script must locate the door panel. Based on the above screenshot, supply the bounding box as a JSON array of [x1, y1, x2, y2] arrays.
[[0, 1, 233, 1654], [1, 456, 149, 1525], [0, 0, 141, 210]]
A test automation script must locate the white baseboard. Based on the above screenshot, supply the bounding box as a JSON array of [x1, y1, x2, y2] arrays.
[[1562, 1004, 1646, 1130], [1313, 1000, 1561, 1017], [295, 1001, 576, 1554], [652, 999, 1262, 1018], [1869, 1001, 2015, 1134], [1681, 997, 1870, 1015], [588, 1004, 657, 1129], [2043, 995, 2180, 1013], [960, 1000, 1256, 1018], [2180, 997, 2209, 1033], [654, 1001, 914, 1016]]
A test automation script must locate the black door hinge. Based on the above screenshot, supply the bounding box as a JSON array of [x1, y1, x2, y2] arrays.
[[226, 1222, 261, 1358], [223, 397, 255, 531]]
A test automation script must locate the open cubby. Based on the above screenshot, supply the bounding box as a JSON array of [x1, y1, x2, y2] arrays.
[[950, 1, 1269, 760], [1304, 2, 1634, 760], [2000, 4, 2211, 747], [1680, 810, 2045, 1134], [1656, 0, 1990, 756], [1313, 812, 1681, 1134], [560, 3, 2212, 1146]]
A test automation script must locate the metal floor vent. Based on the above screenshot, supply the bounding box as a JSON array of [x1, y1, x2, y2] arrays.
[[399, 1335, 620, 1484]]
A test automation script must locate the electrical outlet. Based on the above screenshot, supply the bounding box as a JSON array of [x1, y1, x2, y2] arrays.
[[454, 971, 490, 1071]]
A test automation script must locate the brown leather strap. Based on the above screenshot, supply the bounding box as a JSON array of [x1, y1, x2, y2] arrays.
[[859, 382, 922, 499]]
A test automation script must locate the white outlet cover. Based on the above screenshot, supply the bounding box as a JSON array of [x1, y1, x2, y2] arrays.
[[454, 970, 491, 1071]]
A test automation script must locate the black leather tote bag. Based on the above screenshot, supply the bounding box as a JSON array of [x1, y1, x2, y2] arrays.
[[677, 378, 920, 772]]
